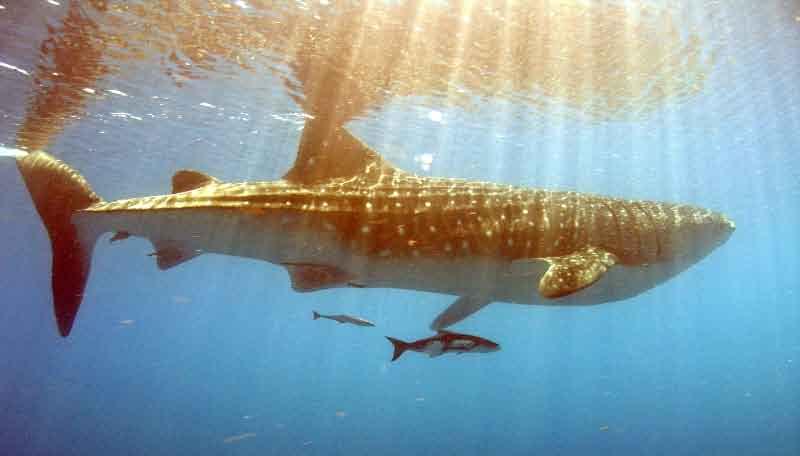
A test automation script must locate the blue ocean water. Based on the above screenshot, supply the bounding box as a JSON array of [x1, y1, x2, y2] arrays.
[[1, 1, 799, 455]]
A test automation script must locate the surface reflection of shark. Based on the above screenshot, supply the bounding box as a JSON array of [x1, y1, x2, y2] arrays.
[[13, 114, 734, 338]]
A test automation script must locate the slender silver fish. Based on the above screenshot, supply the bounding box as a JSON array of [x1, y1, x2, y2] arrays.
[[312, 310, 375, 327]]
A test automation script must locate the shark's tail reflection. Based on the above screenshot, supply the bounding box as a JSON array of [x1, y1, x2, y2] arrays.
[[16, 151, 103, 336]]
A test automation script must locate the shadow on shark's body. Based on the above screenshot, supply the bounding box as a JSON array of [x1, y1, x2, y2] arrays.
[[14, 116, 734, 337]]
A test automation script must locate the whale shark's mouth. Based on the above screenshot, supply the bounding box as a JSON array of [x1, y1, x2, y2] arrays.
[[723, 217, 736, 232]]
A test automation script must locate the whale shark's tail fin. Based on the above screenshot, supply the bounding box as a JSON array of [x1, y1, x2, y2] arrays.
[[15, 150, 103, 337]]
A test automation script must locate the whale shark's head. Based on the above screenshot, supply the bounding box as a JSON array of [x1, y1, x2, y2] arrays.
[[665, 206, 735, 265]]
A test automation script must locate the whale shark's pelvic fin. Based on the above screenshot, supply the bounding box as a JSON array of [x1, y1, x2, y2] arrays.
[[283, 117, 402, 185], [430, 296, 492, 330], [282, 263, 353, 292], [538, 247, 618, 299], [171, 170, 220, 193]]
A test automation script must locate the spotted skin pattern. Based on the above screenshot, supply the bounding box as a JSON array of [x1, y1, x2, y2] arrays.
[[85, 162, 730, 268]]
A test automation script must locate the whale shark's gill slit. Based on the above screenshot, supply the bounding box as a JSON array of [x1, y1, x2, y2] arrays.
[[628, 202, 648, 262], [633, 201, 662, 260], [630, 204, 644, 262], [615, 201, 641, 262], [598, 199, 621, 256], [568, 194, 583, 250]]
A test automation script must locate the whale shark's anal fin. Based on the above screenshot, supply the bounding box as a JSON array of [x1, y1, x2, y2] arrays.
[[282, 263, 353, 292], [538, 247, 618, 299], [109, 231, 131, 243], [430, 296, 492, 330]]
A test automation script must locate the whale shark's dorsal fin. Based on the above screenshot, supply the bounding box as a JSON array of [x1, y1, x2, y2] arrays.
[[283, 117, 403, 185], [172, 170, 220, 193]]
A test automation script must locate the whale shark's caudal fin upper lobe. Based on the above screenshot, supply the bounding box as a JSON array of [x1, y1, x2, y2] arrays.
[[16, 151, 103, 337]]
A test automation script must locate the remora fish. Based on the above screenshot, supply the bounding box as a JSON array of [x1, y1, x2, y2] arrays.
[[386, 330, 500, 361], [12, 118, 734, 337], [312, 310, 375, 327]]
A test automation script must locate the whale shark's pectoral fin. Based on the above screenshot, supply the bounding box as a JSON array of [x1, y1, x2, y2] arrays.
[[171, 170, 220, 193], [148, 241, 201, 270], [430, 296, 492, 330], [282, 263, 353, 292], [538, 247, 618, 299]]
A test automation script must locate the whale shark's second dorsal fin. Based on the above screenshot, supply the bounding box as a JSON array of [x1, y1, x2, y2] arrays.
[[283, 117, 403, 185], [172, 170, 220, 193]]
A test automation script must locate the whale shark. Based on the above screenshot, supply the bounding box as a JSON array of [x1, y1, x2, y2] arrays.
[[13, 117, 734, 337]]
